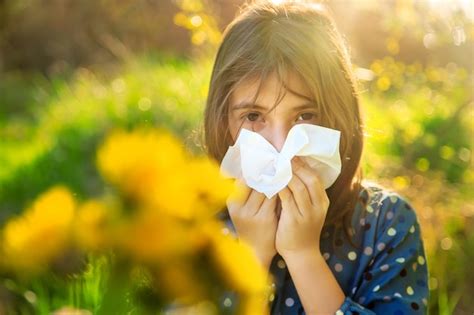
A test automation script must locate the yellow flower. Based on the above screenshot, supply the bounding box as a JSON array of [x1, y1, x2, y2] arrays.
[[200, 221, 270, 295], [238, 295, 270, 315], [149, 156, 234, 220], [74, 200, 113, 252], [151, 261, 209, 305], [188, 156, 235, 218], [96, 128, 187, 205], [1, 186, 75, 275], [117, 210, 199, 263], [97, 128, 233, 221]]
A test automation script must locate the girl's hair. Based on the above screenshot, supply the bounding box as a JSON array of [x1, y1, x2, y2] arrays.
[[204, 0, 366, 243]]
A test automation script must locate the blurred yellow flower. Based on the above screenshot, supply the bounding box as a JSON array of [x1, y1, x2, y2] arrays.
[[386, 37, 400, 55], [97, 127, 187, 203], [152, 261, 209, 305], [1, 186, 75, 274], [201, 221, 271, 296], [370, 60, 384, 75], [97, 128, 233, 221], [238, 294, 270, 315], [118, 210, 199, 263], [74, 200, 112, 252], [149, 156, 234, 220], [376, 76, 391, 91]]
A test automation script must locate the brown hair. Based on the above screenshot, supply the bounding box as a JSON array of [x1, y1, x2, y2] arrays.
[[203, 0, 366, 244]]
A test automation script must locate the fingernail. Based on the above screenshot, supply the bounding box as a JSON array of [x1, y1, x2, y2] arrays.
[[291, 158, 301, 169]]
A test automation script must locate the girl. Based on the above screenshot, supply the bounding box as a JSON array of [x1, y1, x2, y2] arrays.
[[204, 1, 429, 314]]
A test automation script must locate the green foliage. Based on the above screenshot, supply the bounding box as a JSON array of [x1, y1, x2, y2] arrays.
[[362, 57, 473, 185], [0, 54, 212, 220], [0, 53, 472, 314]]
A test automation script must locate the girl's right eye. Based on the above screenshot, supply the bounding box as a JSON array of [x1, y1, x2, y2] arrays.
[[243, 112, 261, 122]]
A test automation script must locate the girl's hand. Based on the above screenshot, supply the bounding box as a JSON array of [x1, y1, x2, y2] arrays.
[[226, 180, 279, 270], [275, 156, 330, 258]]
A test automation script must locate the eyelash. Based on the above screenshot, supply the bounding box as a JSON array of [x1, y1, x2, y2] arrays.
[[242, 112, 317, 122]]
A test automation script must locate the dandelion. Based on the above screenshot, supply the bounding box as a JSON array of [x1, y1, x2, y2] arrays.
[[117, 210, 198, 263], [97, 128, 233, 220], [74, 200, 113, 252], [1, 186, 75, 275], [201, 221, 270, 295], [96, 128, 187, 205], [149, 156, 234, 220], [150, 261, 209, 305]]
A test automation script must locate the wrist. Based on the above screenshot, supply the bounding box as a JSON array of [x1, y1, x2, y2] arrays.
[[280, 248, 323, 265]]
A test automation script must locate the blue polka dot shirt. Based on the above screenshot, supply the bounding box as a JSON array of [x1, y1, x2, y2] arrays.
[[217, 182, 429, 315]]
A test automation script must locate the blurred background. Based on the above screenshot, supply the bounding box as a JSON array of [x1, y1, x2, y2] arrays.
[[0, 0, 472, 314]]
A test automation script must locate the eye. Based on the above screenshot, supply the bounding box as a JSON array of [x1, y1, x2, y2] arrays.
[[243, 112, 262, 122], [297, 112, 317, 121]]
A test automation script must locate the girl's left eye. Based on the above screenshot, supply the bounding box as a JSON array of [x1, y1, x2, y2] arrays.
[[297, 112, 316, 121]]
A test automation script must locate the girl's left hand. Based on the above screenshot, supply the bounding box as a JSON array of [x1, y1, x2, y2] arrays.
[[275, 156, 330, 258]]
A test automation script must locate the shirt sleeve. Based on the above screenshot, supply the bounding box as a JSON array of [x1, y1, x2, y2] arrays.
[[335, 192, 429, 315]]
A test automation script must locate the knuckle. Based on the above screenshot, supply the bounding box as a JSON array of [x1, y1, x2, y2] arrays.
[[308, 177, 319, 187], [294, 181, 305, 192]]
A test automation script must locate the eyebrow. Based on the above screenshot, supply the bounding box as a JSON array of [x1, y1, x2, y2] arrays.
[[231, 101, 316, 112]]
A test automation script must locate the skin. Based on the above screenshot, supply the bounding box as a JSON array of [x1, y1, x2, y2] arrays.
[[225, 71, 345, 314]]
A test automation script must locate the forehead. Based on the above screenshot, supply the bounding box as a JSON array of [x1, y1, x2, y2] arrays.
[[229, 70, 312, 107]]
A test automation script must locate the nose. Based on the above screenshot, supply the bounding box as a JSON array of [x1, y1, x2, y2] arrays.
[[259, 123, 290, 152]]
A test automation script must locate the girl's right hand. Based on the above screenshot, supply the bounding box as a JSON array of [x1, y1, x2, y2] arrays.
[[226, 179, 279, 270]]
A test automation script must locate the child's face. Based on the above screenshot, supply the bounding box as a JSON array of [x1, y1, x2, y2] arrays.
[[228, 71, 319, 152]]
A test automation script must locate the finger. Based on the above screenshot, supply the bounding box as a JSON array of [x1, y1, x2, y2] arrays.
[[227, 178, 251, 207], [287, 173, 313, 217], [257, 194, 278, 218], [244, 189, 266, 216], [291, 157, 324, 206], [278, 187, 302, 218]]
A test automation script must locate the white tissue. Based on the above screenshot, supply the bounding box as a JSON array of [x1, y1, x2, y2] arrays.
[[220, 123, 342, 199]]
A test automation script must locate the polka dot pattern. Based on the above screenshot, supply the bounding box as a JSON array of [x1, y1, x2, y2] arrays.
[[218, 185, 428, 314], [377, 242, 386, 251], [277, 259, 286, 269], [418, 255, 426, 265], [387, 227, 397, 236], [364, 246, 373, 256], [269, 293, 275, 302], [348, 251, 357, 261], [285, 297, 295, 307], [223, 297, 232, 307]]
